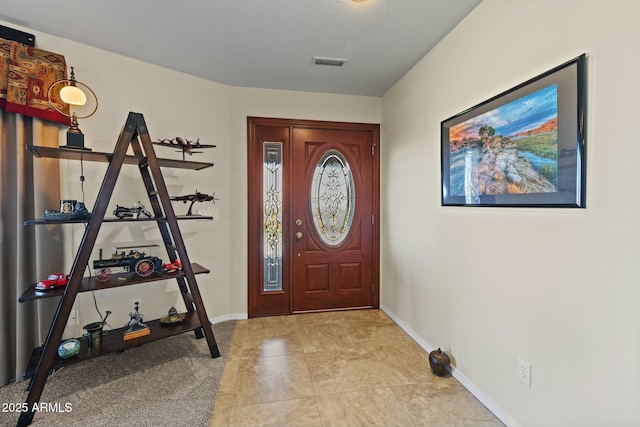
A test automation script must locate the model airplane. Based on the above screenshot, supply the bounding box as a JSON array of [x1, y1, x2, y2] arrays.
[[170, 190, 219, 216], [154, 137, 216, 160]]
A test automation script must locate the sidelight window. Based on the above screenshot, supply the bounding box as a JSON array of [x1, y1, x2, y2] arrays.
[[263, 142, 283, 291]]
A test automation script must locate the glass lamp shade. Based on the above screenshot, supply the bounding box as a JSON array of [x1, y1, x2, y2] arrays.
[[46, 66, 98, 151], [60, 85, 87, 106]]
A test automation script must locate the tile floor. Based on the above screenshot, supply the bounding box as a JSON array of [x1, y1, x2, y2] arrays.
[[210, 309, 504, 427]]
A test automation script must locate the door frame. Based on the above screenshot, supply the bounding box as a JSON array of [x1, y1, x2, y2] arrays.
[[247, 117, 380, 318]]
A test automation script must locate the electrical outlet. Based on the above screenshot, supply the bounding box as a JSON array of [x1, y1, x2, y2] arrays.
[[518, 357, 531, 387], [132, 298, 141, 312]]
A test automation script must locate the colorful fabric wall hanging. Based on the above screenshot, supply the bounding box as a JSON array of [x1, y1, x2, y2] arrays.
[[0, 37, 70, 125]]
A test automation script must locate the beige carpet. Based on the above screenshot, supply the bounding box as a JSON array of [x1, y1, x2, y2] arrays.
[[0, 321, 235, 427]]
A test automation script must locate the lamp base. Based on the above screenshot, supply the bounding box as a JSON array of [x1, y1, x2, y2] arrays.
[[60, 131, 91, 151]]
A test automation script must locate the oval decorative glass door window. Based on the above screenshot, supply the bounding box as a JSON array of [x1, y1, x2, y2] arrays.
[[310, 149, 355, 246]]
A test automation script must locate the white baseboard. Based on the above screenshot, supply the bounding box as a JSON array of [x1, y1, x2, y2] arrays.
[[210, 312, 247, 324], [380, 304, 513, 426]]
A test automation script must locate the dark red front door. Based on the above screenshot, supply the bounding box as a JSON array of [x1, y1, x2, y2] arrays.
[[291, 128, 374, 312], [248, 118, 379, 317]]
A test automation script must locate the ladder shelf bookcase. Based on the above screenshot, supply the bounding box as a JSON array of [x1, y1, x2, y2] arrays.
[[16, 112, 220, 427]]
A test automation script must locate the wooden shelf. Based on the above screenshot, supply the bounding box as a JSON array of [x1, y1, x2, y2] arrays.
[[19, 263, 210, 302], [24, 215, 212, 226], [26, 145, 213, 170], [17, 113, 220, 427], [23, 311, 205, 379]]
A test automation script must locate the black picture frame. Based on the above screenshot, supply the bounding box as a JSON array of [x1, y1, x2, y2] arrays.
[[441, 54, 586, 208]]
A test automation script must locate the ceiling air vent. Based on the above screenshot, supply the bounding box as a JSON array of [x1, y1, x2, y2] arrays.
[[312, 56, 348, 67]]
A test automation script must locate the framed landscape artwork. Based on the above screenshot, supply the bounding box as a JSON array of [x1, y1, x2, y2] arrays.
[[441, 54, 586, 207]]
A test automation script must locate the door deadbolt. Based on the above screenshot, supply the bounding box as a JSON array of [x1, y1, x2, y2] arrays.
[[295, 219, 303, 226]]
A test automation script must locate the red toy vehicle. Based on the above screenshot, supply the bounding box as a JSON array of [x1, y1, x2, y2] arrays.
[[36, 273, 69, 290], [162, 259, 182, 273]]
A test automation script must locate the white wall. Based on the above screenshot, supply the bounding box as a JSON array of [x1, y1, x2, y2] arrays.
[[1, 21, 380, 336], [381, 1, 640, 426]]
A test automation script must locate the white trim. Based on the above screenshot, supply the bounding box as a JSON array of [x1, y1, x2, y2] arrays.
[[380, 305, 436, 353], [380, 304, 514, 426], [210, 312, 247, 324]]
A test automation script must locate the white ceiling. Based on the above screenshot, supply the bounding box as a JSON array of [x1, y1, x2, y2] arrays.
[[0, 0, 481, 97]]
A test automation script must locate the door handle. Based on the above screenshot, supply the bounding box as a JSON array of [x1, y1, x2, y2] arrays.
[[296, 231, 303, 239]]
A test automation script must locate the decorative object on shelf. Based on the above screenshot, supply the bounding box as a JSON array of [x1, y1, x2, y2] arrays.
[[44, 200, 91, 221], [160, 306, 187, 326], [83, 323, 102, 347], [35, 272, 69, 290], [162, 259, 182, 273], [429, 348, 451, 376], [123, 301, 150, 340], [170, 190, 219, 216], [83, 310, 111, 348], [154, 137, 216, 160], [61, 199, 76, 213], [57, 339, 80, 359], [47, 66, 98, 150], [93, 246, 163, 282], [113, 201, 152, 219], [441, 54, 586, 208]]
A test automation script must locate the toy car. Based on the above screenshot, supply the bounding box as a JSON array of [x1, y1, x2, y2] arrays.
[[36, 273, 69, 290], [162, 259, 182, 273]]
